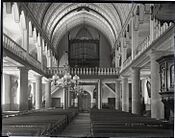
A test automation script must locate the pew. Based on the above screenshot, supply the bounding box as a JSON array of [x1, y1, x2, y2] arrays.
[[2, 108, 78, 136], [90, 109, 173, 137]]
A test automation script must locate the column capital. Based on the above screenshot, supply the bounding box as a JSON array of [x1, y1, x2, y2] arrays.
[[34, 74, 42, 79], [17, 66, 29, 72]]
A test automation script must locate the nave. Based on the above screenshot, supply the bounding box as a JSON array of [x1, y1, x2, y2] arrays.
[[2, 2, 175, 137], [2, 108, 173, 137], [60, 113, 91, 137]]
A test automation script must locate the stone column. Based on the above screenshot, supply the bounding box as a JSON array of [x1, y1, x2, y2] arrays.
[[45, 79, 51, 108], [115, 79, 121, 110], [63, 88, 68, 109], [32, 82, 36, 108], [131, 67, 141, 114], [2, 74, 11, 111], [35, 75, 42, 109], [74, 97, 78, 107], [98, 79, 102, 109], [67, 87, 71, 108], [150, 52, 164, 119], [18, 67, 29, 111], [122, 76, 129, 112]]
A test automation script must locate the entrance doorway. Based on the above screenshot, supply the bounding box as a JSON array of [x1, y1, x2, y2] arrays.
[[108, 98, 115, 109], [78, 91, 91, 112]]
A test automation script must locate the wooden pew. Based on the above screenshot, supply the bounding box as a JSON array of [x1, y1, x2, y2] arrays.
[[90, 109, 173, 137], [2, 108, 78, 136]]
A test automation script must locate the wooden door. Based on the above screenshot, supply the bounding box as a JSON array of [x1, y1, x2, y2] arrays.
[[78, 91, 91, 112], [52, 98, 61, 108], [108, 98, 115, 109]]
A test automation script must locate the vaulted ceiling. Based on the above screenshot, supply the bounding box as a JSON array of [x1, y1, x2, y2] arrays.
[[27, 3, 133, 48]]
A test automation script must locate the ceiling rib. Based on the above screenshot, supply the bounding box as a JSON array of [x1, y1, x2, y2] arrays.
[[40, 3, 52, 27], [50, 6, 117, 42]]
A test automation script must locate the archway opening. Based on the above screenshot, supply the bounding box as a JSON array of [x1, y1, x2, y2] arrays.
[[78, 91, 91, 112]]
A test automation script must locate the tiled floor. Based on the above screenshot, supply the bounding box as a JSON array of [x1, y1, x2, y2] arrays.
[[60, 113, 91, 137]]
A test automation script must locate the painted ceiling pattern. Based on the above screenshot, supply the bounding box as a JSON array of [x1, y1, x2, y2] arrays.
[[27, 3, 133, 48]]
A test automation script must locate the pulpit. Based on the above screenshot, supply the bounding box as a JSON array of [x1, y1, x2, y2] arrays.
[[156, 55, 174, 122]]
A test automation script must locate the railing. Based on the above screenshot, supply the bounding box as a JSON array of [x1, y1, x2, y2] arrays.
[[135, 22, 172, 59], [3, 33, 47, 74], [122, 22, 173, 70], [3, 33, 27, 60], [47, 67, 119, 76]]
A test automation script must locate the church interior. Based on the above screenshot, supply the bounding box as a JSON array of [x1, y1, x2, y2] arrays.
[[1, 2, 174, 137]]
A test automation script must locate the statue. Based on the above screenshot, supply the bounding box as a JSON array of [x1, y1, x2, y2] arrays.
[[146, 80, 151, 98], [11, 79, 18, 98]]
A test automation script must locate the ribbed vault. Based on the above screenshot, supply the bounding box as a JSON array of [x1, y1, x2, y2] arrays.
[[27, 3, 133, 48]]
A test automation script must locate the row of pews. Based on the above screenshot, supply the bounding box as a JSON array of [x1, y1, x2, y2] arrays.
[[90, 109, 174, 137], [2, 108, 78, 136]]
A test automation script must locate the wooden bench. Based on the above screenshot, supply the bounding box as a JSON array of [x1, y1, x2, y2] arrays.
[[2, 108, 78, 136], [90, 109, 173, 137]]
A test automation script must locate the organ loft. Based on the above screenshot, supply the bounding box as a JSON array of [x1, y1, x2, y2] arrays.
[[1, 2, 174, 137]]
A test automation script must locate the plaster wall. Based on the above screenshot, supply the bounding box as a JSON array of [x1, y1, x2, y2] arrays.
[[102, 86, 115, 103]]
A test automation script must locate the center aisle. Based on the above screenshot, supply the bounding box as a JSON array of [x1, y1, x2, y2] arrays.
[[60, 113, 91, 137]]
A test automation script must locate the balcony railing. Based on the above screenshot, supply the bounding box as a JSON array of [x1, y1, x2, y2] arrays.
[[136, 22, 172, 58], [3, 33, 47, 74], [121, 22, 173, 70], [47, 67, 119, 76]]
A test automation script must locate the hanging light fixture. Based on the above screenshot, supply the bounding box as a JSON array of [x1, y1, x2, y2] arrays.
[[51, 63, 81, 96]]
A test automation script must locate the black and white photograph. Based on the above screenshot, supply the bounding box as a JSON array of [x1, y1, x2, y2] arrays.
[[1, 1, 174, 137]]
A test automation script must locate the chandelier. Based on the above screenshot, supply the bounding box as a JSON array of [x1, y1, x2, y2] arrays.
[[51, 63, 81, 95]]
